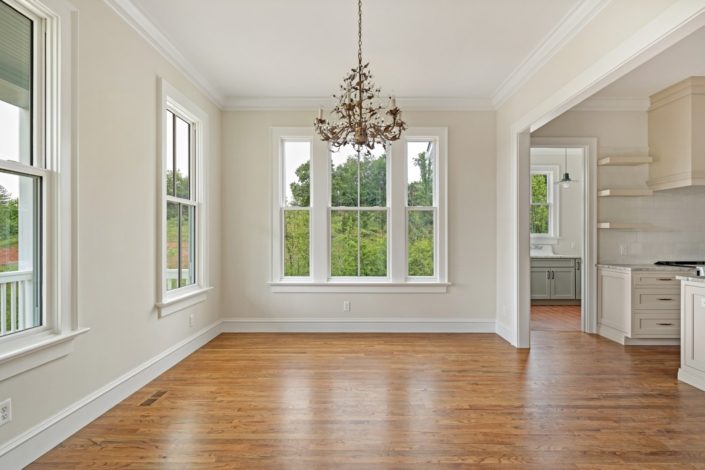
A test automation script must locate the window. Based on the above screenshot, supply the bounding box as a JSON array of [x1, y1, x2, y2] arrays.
[[530, 167, 556, 237], [271, 127, 447, 292], [158, 79, 210, 316], [0, 0, 82, 382]]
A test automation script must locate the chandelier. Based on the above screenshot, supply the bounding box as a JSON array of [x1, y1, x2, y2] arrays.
[[314, 0, 406, 152]]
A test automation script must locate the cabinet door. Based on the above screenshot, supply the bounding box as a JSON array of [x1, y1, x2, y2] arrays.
[[575, 259, 582, 300], [683, 284, 705, 374], [551, 268, 576, 299], [530, 269, 551, 299]]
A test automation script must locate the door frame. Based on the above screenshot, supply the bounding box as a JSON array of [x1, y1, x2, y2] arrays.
[[529, 138, 598, 334]]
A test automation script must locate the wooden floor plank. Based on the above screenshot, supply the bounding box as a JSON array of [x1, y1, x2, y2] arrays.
[[28, 332, 705, 469]]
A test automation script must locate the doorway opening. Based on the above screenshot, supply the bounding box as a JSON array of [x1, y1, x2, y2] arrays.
[[529, 142, 594, 333]]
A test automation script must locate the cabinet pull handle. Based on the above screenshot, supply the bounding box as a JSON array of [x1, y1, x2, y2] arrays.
[[657, 323, 674, 326], [657, 298, 673, 301], [546, 271, 550, 279], [658, 278, 673, 281]]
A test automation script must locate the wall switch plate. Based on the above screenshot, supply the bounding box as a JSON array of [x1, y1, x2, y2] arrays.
[[189, 313, 194, 327], [0, 398, 11, 427], [343, 301, 351, 312]]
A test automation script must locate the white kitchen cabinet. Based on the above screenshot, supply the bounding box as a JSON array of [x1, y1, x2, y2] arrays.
[[597, 265, 691, 345], [678, 279, 705, 392]]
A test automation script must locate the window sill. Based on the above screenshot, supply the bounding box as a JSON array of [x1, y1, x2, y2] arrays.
[[157, 286, 213, 318], [269, 282, 450, 293], [0, 328, 90, 382]]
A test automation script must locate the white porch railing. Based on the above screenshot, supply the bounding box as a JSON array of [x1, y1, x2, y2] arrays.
[[0, 270, 34, 336]]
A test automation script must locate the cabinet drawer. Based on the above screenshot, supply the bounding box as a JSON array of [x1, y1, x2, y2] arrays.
[[632, 289, 680, 310], [531, 258, 575, 268], [631, 312, 680, 338], [633, 272, 688, 288]]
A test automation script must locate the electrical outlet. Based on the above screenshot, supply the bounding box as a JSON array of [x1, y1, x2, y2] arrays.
[[189, 313, 194, 328], [343, 301, 351, 312], [0, 398, 11, 427]]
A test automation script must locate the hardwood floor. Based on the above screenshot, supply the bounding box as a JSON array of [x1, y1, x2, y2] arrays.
[[30, 332, 705, 469], [531, 305, 581, 331]]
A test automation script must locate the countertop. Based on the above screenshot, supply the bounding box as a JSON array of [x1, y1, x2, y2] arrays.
[[597, 263, 697, 273], [677, 275, 705, 283]]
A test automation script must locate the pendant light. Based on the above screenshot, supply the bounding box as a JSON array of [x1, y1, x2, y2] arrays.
[[558, 148, 576, 189]]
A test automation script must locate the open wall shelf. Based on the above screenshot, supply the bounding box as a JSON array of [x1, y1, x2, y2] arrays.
[[598, 189, 654, 197], [598, 156, 653, 166]]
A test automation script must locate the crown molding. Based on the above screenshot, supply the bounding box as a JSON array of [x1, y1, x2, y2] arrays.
[[572, 96, 650, 112], [223, 96, 495, 112], [491, 0, 612, 108], [102, 0, 225, 108]]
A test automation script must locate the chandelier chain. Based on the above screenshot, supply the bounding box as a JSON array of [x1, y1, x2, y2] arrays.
[[357, 0, 362, 68]]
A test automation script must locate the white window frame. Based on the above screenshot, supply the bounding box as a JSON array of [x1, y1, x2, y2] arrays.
[[156, 78, 211, 317], [270, 127, 448, 293], [530, 165, 560, 242], [0, 0, 86, 382]]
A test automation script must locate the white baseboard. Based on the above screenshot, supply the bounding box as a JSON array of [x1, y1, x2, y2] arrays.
[[495, 321, 515, 345], [221, 317, 496, 333], [0, 320, 222, 470], [598, 324, 680, 346], [678, 367, 705, 392]]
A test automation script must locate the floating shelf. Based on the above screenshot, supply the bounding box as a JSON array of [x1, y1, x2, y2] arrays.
[[598, 188, 654, 197], [597, 222, 656, 230], [598, 156, 653, 166]]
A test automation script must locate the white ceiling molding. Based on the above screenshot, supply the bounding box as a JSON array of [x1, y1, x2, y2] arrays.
[[223, 96, 495, 112], [491, 0, 612, 109], [102, 0, 225, 108], [572, 97, 650, 112]]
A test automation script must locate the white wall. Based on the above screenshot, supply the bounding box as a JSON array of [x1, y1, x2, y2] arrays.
[[0, 0, 222, 447], [530, 150, 584, 257], [221, 110, 496, 323], [533, 109, 705, 264]]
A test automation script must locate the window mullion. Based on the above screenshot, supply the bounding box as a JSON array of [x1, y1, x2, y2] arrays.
[[311, 138, 328, 282], [390, 140, 405, 282]]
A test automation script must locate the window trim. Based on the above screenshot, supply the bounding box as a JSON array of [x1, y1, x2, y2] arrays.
[[270, 127, 449, 293], [530, 165, 560, 242], [156, 78, 210, 317], [0, 0, 86, 383]]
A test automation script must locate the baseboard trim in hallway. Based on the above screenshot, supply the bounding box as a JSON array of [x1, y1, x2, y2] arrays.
[[0, 317, 496, 469], [0, 320, 222, 470]]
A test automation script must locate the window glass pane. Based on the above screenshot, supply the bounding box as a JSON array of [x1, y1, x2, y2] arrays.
[[165, 110, 174, 197], [407, 141, 434, 206], [330, 210, 358, 276], [180, 204, 195, 287], [166, 201, 179, 291], [283, 141, 310, 207], [0, 1, 32, 165], [360, 210, 387, 276], [283, 210, 309, 276], [408, 210, 434, 277], [331, 146, 359, 207], [0, 170, 40, 337], [174, 114, 190, 199], [530, 205, 549, 235], [531, 173, 548, 203], [360, 148, 386, 207]]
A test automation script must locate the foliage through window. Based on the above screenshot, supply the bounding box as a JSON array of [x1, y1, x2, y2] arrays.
[[530, 170, 552, 235], [407, 141, 435, 277]]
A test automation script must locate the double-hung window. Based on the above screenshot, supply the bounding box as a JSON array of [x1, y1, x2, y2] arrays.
[[272, 127, 447, 292], [530, 167, 556, 237], [0, 0, 82, 381], [157, 79, 210, 316]]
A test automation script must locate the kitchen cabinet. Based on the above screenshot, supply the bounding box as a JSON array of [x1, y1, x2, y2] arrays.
[[531, 258, 580, 300], [678, 279, 705, 392], [597, 265, 691, 345]]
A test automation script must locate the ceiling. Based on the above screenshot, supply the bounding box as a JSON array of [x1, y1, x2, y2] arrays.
[[129, 0, 584, 104], [593, 25, 705, 100]]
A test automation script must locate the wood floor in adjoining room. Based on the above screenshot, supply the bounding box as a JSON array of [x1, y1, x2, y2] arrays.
[[531, 304, 581, 331], [30, 332, 705, 469]]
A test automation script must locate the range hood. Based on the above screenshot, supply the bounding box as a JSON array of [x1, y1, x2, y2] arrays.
[[648, 76, 705, 191]]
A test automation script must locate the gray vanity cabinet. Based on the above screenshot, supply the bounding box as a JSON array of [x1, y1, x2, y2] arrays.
[[531, 258, 580, 300]]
